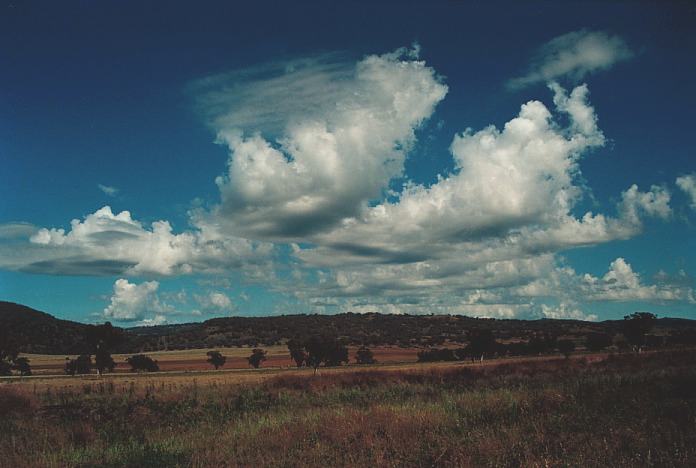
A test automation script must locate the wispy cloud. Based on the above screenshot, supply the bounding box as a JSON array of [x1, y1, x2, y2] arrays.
[[676, 173, 696, 210], [507, 30, 633, 89], [98, 184, 119, 197]]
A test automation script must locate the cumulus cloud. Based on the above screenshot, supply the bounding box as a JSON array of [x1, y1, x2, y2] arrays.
[[0, 206, 272, 276], [508, 30, 633, 89], [581, 258, 695, 303], [277, 80, 678, 318], [294, 83, 667, 272], [98, 184, 119, 197], [538, 303, 598, 322], [137, 315, 168, 327], [1, 45, 688, 321], [103, 278, 171, 322], [676, 173, 696, 209], [203, 46, 448, 239], [193, 291, 236, 315]]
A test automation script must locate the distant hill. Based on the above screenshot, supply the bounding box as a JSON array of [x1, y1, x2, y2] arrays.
[[1, 301, 695, 354], [0, 301, 92, 354]]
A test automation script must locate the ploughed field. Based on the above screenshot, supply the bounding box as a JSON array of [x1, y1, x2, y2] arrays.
[[1, 349, 695, 467]]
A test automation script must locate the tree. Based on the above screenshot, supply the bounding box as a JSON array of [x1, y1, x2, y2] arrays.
[[418, 348, 458, 362], [88, 322, 124, 375], [466, 329, 497, 362], [287, 339, 307, 367], [290, 336, 348, 373], [0, 328, 30, 376], [557, 339, 575, 358], [95, 348, 116, 374], [126, 354, 159, 372], [527, 333, 557, 355], [65, 354, 93, 375], [247, 348, 267, 369], [13, 357, 32, 376], [623, 312, 657, 353], [355, 346, 376, 365], [585, 333, 612, 352], [207, 350, 227, 369]]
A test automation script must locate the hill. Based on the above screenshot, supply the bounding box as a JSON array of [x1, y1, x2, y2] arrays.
[[0, 301, 92, 354], [2, 301, 695, 354]]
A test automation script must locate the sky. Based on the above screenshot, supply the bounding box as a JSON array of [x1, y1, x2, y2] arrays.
[[1, 1, 695, 325]]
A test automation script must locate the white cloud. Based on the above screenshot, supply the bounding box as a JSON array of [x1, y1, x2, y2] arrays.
[[98, 184, 119, 197], [1, 45, 688, 321], [194, 291, 235, 314], [581, 258, 694, 302], [538, 302, 598, 322], [508, 30, 633, 89], [272, 76, 679, 318], [137, 314, 168, 327], [619, 184, 671, 223], [204, 46, 448, 239], [103, 278, 170, 322], [295, 84, 666, 272], [676, 173, 696, 209], [1, 205, 272, 276]]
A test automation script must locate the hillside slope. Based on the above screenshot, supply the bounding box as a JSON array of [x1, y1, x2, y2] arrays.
[[0, 301, 92, 354], [2, 301, 695, 354]]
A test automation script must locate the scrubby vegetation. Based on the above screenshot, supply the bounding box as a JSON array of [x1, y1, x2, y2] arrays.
[[3, 301, 696, 357], [1, 350, 694, 467]]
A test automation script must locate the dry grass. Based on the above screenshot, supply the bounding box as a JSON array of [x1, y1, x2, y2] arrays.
[[1, 350, 694, 467]]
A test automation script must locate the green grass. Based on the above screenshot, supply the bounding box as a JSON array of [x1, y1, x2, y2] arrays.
[[1, 351, 695, 467]]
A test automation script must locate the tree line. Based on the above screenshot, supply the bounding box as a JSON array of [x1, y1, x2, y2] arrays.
[[417, 312, 662, 363]]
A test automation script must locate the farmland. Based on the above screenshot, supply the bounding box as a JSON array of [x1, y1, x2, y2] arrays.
[[17, 345, 422, 376], [1, 349, 695, 467]]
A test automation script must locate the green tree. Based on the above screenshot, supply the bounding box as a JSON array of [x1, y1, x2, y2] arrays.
[[207, 350, 227, 369], [355, 345, 376, 365], [623, 312, 657, 353], [287, 339, 307, 367], [466, 329, 497, 362], [585, 333, 612, 352], [65, 354, 93, 375], [294, 336, 349, 374], [0, 328, 31, 376], [557, 339, 575, 358], [247, 348, 267, 369], [126, 354, 159, 372], [12, 357, 32, 376], [89, 322, 124, 375]]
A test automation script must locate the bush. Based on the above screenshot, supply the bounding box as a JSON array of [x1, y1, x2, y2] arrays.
[[206, 351, 227, 370], [557, 339, 575, 358], [65, 354, 92, 375], [417, 348, 459, 362], [247, 349, 267, 369], [355, 346, 376, 365], [126, 354, 159, 372]]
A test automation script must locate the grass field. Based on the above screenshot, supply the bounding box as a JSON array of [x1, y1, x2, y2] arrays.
[[1, 349, 695, 467]]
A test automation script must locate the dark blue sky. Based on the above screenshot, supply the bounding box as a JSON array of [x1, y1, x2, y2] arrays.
[[1, 1, 695, 323]]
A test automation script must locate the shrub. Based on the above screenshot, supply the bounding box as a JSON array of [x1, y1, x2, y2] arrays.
[[247, 349, 267, 369], [206, 351, 227, 370], [126, 354, 159, 372], [355, 346, 376, 365], [65, 354, 92, 375]]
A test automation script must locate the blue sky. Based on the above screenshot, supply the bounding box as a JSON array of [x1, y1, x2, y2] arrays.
[[1, 1, 695, 324]]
